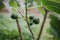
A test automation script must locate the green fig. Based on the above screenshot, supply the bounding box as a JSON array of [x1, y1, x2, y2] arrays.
[[29, 16, 34, 20], [33, 18, 39, 24], [11, 14, 18, 19], [30, 22, 33, 26]]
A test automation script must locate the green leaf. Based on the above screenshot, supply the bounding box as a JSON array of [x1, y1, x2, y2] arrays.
[[33, 0, 60, 14], [9, 0, 20, 8], [37, 6, 45, 14], [42, 1, 60, 8], [16, 2, 20, 7], [44, 5, 60, 14], [42, 1, 60, 14], [0, 0, 4, 3], [50, 0, 60, 3], [34, 0, 45, 14], [49, 13, 60, 39], [34, 0, 42, 6], [0, 2, 5, 10]]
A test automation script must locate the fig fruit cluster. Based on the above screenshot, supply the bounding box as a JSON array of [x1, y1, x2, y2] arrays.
[[11, 14, 40, 26], [29, 16, 40, 26]]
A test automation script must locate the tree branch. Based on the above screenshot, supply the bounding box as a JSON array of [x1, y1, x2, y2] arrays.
[[25, 2, 35, 39], [16, 18, 23, 40], [17, 9, 25, 18], [37, 8, 48, 40]]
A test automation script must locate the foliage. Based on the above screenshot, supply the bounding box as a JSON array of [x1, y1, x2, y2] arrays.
[[42, 0, 60, 14], [47, 13, 60, 40], [0, 29, 19, 40], [0, 14, 34, 40], [35, 0, 60, 14], [0, 0, 4, 3], [0, 2, 5, 10], [9, 0, 20, 9]]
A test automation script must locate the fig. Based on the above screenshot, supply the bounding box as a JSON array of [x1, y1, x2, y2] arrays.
[[11, 14, 18, 19], [33, 18, 39, 24], [29, 16, 34, 20], [29, 21, 33, 26]]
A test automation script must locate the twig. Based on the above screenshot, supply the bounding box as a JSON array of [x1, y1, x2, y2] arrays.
[[17, 9, 25, 18], [25, 2, 35, 39], [16, 18, 23, 40], [36, 7, 48, 40]]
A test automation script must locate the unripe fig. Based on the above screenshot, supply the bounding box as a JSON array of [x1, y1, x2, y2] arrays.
[[11, 14, 18, 19], [29, 16, 34, 20], [30, 22, 33, 26], [33, 18, 39, 24]]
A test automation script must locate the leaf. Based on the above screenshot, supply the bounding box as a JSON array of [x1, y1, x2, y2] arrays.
[[50, 0, 60, 3], [33, 0, 60, 14], [37, 6, 45, 14], [42, 1, 60, 8], [9, 0, 17, 7], [0, 3, 5, 10], [0, 0, 4, 3], [34, 0, 45, 14], [44, 5, 60, 14], [42, 1, 60, 14], [34, 0, 42, 5], [9, 0, 20, 8], [16, 2, 20, 7], [49, 13, 60, 40], [49, 27, 59, 40]]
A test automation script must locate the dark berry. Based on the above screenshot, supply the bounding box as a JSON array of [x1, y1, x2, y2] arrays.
[[29, 22, 33, 26], [11, 14, 18, 19], [29, 16, 34, 20], [33, 18, 39, 24]]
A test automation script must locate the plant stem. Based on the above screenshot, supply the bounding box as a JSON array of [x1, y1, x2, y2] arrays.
[[16, 18, 23, 40], [17, 9, 25, 18], [37, 8, 48, 40], [25, 3, 35, 39], [26, 20, 35, 39]]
